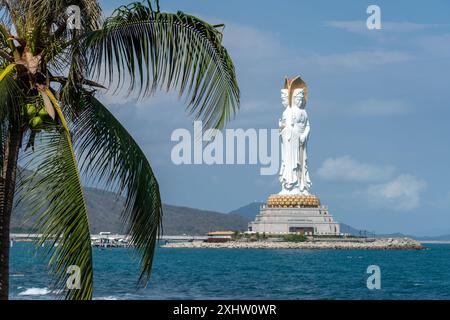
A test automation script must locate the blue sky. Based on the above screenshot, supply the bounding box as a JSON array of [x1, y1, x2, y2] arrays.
[[98, 0, 450, 235]]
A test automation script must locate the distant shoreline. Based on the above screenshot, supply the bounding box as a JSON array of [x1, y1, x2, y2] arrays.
[[11, 233, 450, 249], [419, 240, 450, 244], [161, 238, 424, 250]]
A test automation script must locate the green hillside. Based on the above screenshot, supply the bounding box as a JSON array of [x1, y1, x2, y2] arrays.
[[11, 187, 250, 235]]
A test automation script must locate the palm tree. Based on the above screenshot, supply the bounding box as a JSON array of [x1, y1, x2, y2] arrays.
[[0, 0, 239, 300]]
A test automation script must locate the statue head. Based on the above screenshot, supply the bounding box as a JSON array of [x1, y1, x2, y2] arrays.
[[281, 89, 289, 108], [293, 88, 305, 109], [284, 75, 308, 108]]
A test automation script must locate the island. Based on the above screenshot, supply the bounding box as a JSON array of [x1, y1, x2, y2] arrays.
[[161, 237, 423, 250]]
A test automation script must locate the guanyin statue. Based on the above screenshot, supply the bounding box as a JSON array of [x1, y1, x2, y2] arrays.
[[249, 76, 340, 235], [279, 76, 312, 195]]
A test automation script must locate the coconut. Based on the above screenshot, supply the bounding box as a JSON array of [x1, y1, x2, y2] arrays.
[[38, 108, 48, 117], [29, 116, 43, 129], [26, 104, 37, 117]]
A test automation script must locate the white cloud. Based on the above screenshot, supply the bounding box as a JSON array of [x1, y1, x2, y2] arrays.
[[417, 33, 450, 58], [351, 99, 412, 116], [313, 50, 413, 70], [98, 89, 183, 110], [98, 92, 133, 106], [255, 176, 278, 187], [221, 22, 284, 60], [317, 156, 394, 182], [318, 157, 426, 212], [327, 20, 442, 34], [366, 174, 426, 211], [315, 99, 413, 117]]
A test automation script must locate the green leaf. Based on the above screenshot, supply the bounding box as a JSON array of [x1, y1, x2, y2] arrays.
[[18, 98, 93, 300], [73, 91, 162, 285], [0, 63, 15, 82], [0, 70, 24, 167], [84, 2, 240, 129]]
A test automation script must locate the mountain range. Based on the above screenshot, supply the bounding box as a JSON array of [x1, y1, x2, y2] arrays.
[[10, 185, 450, 240], [11, 187, 250, 235]]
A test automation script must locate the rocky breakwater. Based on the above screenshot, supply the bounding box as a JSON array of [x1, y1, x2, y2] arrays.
[[161, 237, 423, 250]]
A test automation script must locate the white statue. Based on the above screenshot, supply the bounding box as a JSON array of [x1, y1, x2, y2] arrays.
[[279, 76, 312, 195]]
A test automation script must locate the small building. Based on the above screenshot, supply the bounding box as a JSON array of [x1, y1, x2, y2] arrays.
[[91, 232, 130, 248], [206, 231, 235, 242]]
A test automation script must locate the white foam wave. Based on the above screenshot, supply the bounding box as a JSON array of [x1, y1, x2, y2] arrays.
[[94, 296, 119, 300], [18, 287, 52, 296]]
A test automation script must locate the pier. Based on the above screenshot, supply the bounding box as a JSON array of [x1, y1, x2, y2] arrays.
[[10, 233, 207, 248]]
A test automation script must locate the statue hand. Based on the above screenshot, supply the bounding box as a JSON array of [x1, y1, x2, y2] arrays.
[[279, 119, 286, 132]]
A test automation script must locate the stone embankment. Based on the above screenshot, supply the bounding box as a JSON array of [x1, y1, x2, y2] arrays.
[[162, 238, 423, 250]]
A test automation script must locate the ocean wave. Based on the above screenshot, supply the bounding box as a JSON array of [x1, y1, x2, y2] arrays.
[[18, 288, 52, 296], [94, 296, 119, 300], [18, 287, 62, 296]]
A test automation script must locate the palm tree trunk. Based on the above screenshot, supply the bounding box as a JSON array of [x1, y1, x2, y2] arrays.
[[0, 127, 22, 300]]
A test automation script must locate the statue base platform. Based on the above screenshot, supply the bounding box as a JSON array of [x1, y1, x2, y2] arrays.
[[248, 195, 340, 235], [267, 194, 321, 208]]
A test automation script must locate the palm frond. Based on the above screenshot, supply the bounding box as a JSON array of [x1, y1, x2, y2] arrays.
[[38, 0, 102, 30], [85, 1, 239, 129], [17, 92, 93, 300], [0, 71, 23, 168], [0, 23, 13, 55], [73, 91, 162, 285], [0, 63, 15, 82], [12, 0, 101, 33]]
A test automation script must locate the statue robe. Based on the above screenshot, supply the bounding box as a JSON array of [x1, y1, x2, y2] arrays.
[[279, 105, 312, 195]]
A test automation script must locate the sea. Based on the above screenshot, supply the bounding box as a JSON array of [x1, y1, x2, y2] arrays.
[[8, 242, 450, 300]]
